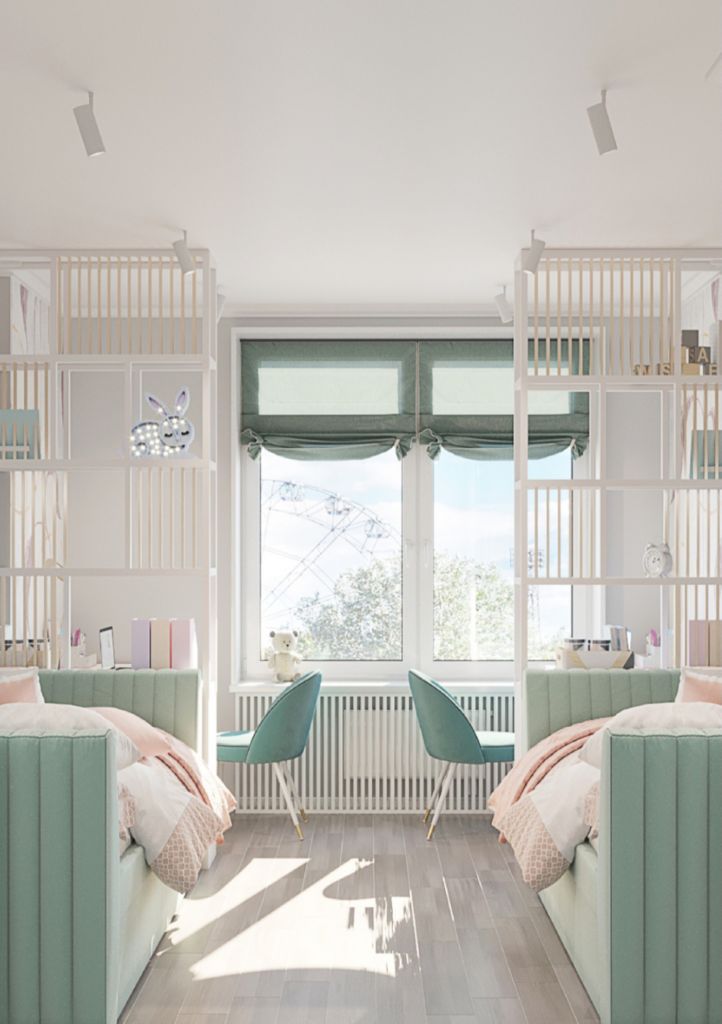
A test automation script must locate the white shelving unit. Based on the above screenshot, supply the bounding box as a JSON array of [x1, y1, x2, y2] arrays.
[[0, 249, 218, 752], [513, 248, 722, 740]]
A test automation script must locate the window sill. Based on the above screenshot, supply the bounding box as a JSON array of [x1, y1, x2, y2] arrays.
[[230, 679, 515, 696]]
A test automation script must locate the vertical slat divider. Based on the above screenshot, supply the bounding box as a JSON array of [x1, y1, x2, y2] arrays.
[[192, 269, 198, 354], [557, 487, 562, 577], [148, 258, 153, 355], [114, 258, 121, 355], [170, 264, 175, 354], [180, 270, 186, 353], [192, 468, 198, 568], [556, 259, 561, 376], [628, 258, 634, 373], [545, 262, 550, 375], [64, 258, 71, 356], [638, 257, 644, 371], [159, 259, 164, 355], [545, 487, 550, 578], [106, 257, 111, 354], [137, 259, 143, 355], [96, 256, 101, 355], [533, 270, 539, 374], [567, 258, 573, 372], [180, 468, 186, 568], [588, 257, 594, 375], [126, 257, 132, 354]]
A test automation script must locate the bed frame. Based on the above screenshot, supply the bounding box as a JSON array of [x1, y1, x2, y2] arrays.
[[0, 669, 202, 1024], [525, 668, 722, 1024]]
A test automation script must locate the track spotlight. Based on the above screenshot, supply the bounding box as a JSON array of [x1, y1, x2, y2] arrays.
[[216, 290, 226, 322], [586, 89, 617, 155], [173, 230, 196, 276], [73, 91, 105, 157], [522, 230, 546, 275], [494, 284, 513, 324]]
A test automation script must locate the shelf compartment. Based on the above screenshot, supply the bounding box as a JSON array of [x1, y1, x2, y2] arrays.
[[55, 255, 209, 358], [0, 362, 50, 460], [527, 484, 598, 581], [0, 573, 64, 668], [130, 464, 208, 571], [527, 256, 680, 378]]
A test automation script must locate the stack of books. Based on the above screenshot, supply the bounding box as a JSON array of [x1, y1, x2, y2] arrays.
[[130, 618, 198, 670]]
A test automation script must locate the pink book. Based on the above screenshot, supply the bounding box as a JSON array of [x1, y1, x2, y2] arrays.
[[130, 618, 151, 670], [170, 618, 198, 670], [688, 620, 709, 667]]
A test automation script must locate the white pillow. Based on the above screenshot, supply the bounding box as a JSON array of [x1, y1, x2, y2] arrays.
[[0, 702, 140, 770], [580, 701, 722, 768], [0, 666, 44, 703]]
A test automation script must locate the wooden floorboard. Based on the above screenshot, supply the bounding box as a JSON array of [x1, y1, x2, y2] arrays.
[[123, 815, 599, 1024]]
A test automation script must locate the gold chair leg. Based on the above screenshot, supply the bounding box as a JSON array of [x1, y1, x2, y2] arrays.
[[295, 823, 304, 841], [422, 807, 431, 823], [426, 822, 436, 841], [299, 808, 309, 823]]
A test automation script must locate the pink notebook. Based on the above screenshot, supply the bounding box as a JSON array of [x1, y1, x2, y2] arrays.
[[130, 618, 151, 669], [170, 618, 198, 670]]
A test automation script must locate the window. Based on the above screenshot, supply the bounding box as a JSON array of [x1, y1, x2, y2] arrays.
[[240, 338, 585, 677], [259, 450, 402, 661]]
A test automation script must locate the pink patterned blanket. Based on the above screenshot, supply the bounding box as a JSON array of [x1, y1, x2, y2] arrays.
[[487, 718, 608, 892]]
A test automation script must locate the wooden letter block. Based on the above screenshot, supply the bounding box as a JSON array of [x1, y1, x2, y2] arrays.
[[688, 345, 711, 365]]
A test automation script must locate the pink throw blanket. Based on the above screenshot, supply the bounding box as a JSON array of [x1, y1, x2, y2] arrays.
[[488, 717, 608, 831]]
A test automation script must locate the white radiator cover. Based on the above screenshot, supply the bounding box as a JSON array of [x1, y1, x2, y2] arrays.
[[229, 685, 514, 813]]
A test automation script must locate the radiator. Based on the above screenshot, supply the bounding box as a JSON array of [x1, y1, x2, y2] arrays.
[[229, 686, 514, 813]]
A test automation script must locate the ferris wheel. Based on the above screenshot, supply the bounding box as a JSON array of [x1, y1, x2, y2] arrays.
[[262, 477, 400, 617]]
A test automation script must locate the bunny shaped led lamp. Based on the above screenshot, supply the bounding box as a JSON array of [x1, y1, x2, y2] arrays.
[[130, 388, 195, 458]]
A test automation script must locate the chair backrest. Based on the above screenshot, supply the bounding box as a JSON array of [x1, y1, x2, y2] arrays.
[[408, 670, 483, 763], [246, 671, 322, 764]]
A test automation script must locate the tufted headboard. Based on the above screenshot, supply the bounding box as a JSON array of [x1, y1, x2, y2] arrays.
[[523, 668, 681, 751], [38, 669, 202, 751]]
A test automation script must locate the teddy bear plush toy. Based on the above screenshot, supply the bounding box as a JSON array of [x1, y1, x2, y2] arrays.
[[266, 629, 302, 683]]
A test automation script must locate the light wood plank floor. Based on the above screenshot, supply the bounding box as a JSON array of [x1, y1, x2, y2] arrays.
[[121, 814, 599, 1024]]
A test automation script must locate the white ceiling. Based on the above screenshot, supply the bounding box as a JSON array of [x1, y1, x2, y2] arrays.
[[1, 1, 721, 313]]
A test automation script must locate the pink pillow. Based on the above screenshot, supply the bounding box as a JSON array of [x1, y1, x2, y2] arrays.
[[0, 670, 44, 705], [676, 670, 722, 705], [93, 707, 171, 759]]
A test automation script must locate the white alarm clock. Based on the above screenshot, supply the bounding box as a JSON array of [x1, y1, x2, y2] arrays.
[[642, 542, 673, 578]]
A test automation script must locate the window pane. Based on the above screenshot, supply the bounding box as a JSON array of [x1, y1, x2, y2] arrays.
[[260, 450, 402, 660], [433, 450, 571, 661]]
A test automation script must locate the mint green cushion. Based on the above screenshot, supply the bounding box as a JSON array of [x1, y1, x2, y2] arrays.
[[217, 729, 255, 763], [475, 729, 515, 763]]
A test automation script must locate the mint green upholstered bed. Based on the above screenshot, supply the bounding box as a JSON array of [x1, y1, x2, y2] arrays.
[[525, 668, 722, 1024], [0, 669, 202, 1024]]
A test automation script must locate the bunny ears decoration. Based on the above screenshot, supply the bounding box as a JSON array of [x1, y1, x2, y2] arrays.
[[130, 388, 196, 458]]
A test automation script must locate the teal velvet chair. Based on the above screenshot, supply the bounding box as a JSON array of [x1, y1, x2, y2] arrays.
[[408, 670, 515, 839], [217, 671, 322, 839]]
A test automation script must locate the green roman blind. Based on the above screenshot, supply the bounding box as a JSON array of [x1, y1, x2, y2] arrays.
[[418, 340, 589, 460], [240, 340, 417, 460]]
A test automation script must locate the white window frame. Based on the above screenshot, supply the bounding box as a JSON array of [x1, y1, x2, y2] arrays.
[[233, 326, 572, 684]]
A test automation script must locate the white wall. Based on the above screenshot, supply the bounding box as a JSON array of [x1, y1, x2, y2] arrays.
[[605, 391, 663, 653]]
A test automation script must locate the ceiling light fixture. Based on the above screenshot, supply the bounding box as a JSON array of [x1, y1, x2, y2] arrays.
[[494, 284, 513, 324], [73, 91, 105, 158], [173, 230, 196, 276], [586, 89, 617, 155], [522, 230, 546, 275]]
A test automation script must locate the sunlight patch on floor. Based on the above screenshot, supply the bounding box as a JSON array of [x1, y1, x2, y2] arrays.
[[192, 857, 408, 981], [163, 857, 308, 949]]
